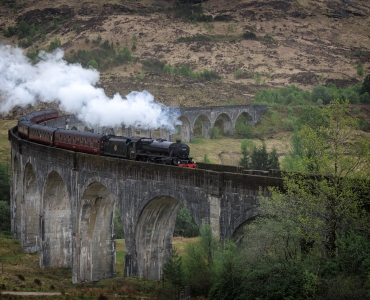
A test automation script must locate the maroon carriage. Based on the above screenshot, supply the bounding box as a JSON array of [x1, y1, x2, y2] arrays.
[[54, 129, 108, 155]]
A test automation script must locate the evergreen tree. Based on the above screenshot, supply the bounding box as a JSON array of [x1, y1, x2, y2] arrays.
[[267, 147, 280, 170], [174, 206, 199, 237], [162, 248, 185, 288], [238, 139, 254, 168], [360, 74, 370, 95], [250, 143, 268, 170]]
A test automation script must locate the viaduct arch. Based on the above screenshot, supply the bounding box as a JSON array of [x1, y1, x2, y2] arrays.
[[9, 125, 281, 283], [43, 105, 267, 143]]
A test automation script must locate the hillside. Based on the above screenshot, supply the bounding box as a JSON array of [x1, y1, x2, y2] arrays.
[[1, 0, 370, 110]]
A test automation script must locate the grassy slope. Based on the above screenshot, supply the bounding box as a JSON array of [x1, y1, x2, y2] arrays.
[[0, 236, 197, 297]]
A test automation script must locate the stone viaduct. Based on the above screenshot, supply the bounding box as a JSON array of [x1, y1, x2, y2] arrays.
[[9, 116, 281, 284], [47, 105, 268, 143]]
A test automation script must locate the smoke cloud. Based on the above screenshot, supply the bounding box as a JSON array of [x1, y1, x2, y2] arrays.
[[0, 44, 181, 131]]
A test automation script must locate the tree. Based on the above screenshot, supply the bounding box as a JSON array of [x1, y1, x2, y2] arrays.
[[162, 248, 186, 288], [0, 201, 11, 233], [183, 224, 218, 296], [263, 100, 370, 258], [267, 147, 280, 170], [312, 85, 333, 105], [250, 143, 268, 170], [87, 59, 98, 70], [360, 74, 370, 96], [174, 206, 199, 237], [238, 139, 254, 168]]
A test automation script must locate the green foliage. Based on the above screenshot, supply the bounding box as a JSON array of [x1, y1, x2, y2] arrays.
[[312, 85, 333, 104], [267, 147, 280, 170], [360, 74, 370, 96], [202, 154, 211, 163], [208, 126, 219, 139], [266, 100, 370, 258], [238, 139, 254, 169], [87, 59, 98, 70], [254, 84, 311, 106], [140, 59, 220, 81], [176, 34, 237, 43], [4, 25, 16, 37], [48, 37, 61, 52], [242, 31, 257, 40], [0, 201, 10, 233], [170, 4, 212, 23], [234, 69, 243, 79], [356, 62, 364, 76], [26, 49, 40, 64], [66, 44, 132, 71], [250, 143, 268, 170], [142, 59, 165, 72], [162, 248, 186, 288], [254, 109, 283, 137], [113, 207, 124, 239], [183, 224, 217, 296], [72, 23, 81, 31], [234, 114, 254, 138], [174, 206, 199, 238]]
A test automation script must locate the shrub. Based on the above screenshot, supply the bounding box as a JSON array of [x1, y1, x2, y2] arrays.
[[209, 126, 219, 139], [142, 59, 165, 73], [87, 59, 98, 70], [356, 62, 364, 76], [234, 69, 243, 79], [0, 201, 10, 233], [312, 85, 333, 104], [174, 206, 199, 237], [242, 31, 257, 40], [48, 37, 61, 52], [202, 154, 211, 163], [4, 25, 16, 37]]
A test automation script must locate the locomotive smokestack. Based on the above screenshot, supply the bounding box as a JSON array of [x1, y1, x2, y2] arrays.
[[176, 139, 181, 143]]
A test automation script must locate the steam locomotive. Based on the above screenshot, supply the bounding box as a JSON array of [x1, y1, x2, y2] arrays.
[[17, 110, 197, 168]]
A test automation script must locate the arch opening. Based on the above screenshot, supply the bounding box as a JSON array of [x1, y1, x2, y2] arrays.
[[234, 112, 254, 138], [193, 114, 211, 139], [214, 113, 233, 136], [23, 163, 41, 253], [135, 196, 182, 280], [42, 171, 72, 268], [71, 126, 77, 131], [78, 182, 115, 282]]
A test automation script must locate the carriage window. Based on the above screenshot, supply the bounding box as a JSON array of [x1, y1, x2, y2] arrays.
[[73, 137, 76, 144], [64, 135, 66, 142], [90, 139, 93, 147], [85, 138, 88, 146]]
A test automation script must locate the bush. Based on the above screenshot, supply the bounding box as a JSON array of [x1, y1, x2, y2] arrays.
[[242, 31, 257, 40], [234, 69, 243, 79], [4, 25, 16, 37], [0, 201, 10, 233], [209, 126, 219, 139], [312, 85, 333, 104], [174, 206, 199, 237], [87, 59, 98, 70], [48, 37, 61, 52], [356, 62, 364, 76]]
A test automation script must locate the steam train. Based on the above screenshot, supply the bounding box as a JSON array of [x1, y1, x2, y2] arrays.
[[17, 110, 197, 168]]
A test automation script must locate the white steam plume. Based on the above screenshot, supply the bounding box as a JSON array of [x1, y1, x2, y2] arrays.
[[0, 44, 181, 131]]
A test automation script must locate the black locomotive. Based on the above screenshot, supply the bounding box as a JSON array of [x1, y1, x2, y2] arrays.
[[17, 110, 197, 168]]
